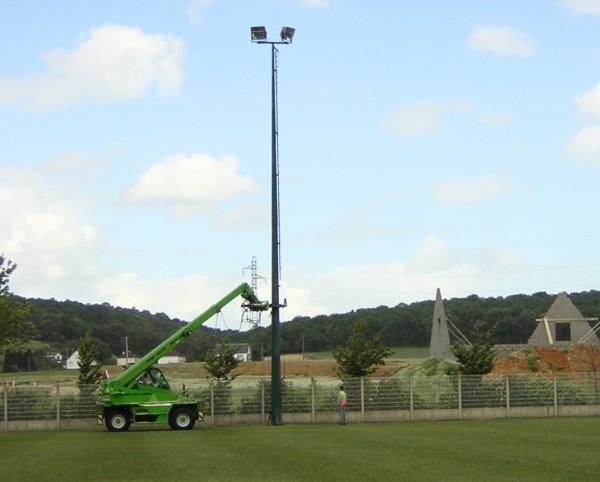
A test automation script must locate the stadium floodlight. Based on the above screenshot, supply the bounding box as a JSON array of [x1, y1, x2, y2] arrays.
[[250, 25, 296, 427], [280, 26, 295, 43], [251, 26, 267, 42]]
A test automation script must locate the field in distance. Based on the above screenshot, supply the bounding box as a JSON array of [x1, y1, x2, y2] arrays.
[[0, 347, 429, 383]]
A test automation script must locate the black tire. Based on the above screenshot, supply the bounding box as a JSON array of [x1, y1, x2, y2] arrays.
[[169, 407, 196, 430], [105, 409, 131, 432]]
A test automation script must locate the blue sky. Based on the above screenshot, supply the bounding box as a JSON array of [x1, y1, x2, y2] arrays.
[[2, 0, 600, 328]]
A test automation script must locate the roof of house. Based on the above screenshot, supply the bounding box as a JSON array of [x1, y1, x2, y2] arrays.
[[545, 292, 588, 320], [161, 352, 185, 358]]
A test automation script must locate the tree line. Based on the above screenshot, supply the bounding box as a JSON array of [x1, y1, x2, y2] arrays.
[[3, 250, 600, 370], [7, 290, 600, 366]]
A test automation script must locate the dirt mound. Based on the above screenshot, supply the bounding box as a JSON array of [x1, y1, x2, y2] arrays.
[[492, 345, 600, 375]]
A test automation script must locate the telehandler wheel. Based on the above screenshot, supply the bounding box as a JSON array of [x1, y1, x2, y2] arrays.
[[169, 407, 196, 430], [106, 409, 131, 432]]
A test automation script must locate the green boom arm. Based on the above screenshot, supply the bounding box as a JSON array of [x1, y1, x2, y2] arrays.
[[105, 282, 268, 392]]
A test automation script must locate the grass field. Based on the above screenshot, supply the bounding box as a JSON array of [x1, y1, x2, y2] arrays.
[[1, 417, 599, 481], [0, 347, 429, 383], [306, 346, 429, 361]]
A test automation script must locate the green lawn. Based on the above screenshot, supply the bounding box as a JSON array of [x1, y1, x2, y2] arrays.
[[388, 346, 429, 359], [1, 418, 598, 481]]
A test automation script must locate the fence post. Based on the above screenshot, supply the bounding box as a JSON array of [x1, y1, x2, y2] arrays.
[[310, 378, 315, 424], [261, 379, 266, 425], [3, 382, 7, 431], [210, 381, 215, 427], [409, 376, 414, 421], [458, 374, 462, 419], [553, 375, 558, 417], [56, 382, 61, 431], [505, 375, 511, 419], [360, 377, 365, 423]]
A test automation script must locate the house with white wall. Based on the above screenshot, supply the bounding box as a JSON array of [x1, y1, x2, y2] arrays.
[[116, 354, 141, 367], [158, 352, 186, 364], [215, 343, 252, 362], [65, 350, 96, 370], [45, 352, 63, 363], [65, 351, 80, 370], [115, 352, 185, 366], [65, 350, 98, 370]]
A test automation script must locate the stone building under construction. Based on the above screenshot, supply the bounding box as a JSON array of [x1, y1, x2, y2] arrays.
[[429, 290, 600, 359]]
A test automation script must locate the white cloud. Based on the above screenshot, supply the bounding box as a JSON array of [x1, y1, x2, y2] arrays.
[[381, 99, 450, 137], [313, 192, 403, 245], [405, 235, 469, 275], [280, 233, 542, 318], [467, 26, 536, 58], [560, 0, 600, 15], [41, 150, 107, 171], [95, 272, 210, 319], [0, 154, 259, 322], [123, 153, 261, 219], [0, 162, 103, 300], [0, 24, 184, 111], [309, 236, 467, 310], [477, 111, 512, 128], [283, 235, 512, 316], [430, 173, 513, 204], [575, 82, 600, 121], [478, 247, 528, 272], [563, 83, 600, 165], [565, 125, 600, 165], [279, 278, 331, 319], [381, 99, 508, 138], [186, 0, 216, 25], [0, 158, 540, 323]]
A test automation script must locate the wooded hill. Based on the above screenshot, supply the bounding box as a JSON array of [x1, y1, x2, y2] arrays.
[[17, 290, 600, 366]]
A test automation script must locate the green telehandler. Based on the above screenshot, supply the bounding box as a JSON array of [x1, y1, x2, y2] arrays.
[[96, 283, 268, 432]]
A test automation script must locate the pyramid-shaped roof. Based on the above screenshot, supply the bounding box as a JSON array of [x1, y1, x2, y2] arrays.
[[528, 292, 600, 346], [545, 292, 585, 320]]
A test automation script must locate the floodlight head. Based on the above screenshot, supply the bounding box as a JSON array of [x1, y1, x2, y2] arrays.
[[280, 26, 295, 43], [251, 26, 267, 42]]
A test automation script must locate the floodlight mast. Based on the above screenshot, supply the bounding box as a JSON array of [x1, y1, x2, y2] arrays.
[[250, 25, 294, 426]]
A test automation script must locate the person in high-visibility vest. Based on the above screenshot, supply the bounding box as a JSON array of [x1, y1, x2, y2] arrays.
[[337, 385, 347, 425]]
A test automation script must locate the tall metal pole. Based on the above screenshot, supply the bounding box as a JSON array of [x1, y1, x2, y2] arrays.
[[251, 25, 294, 427], [270, 43, 282, 426]]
